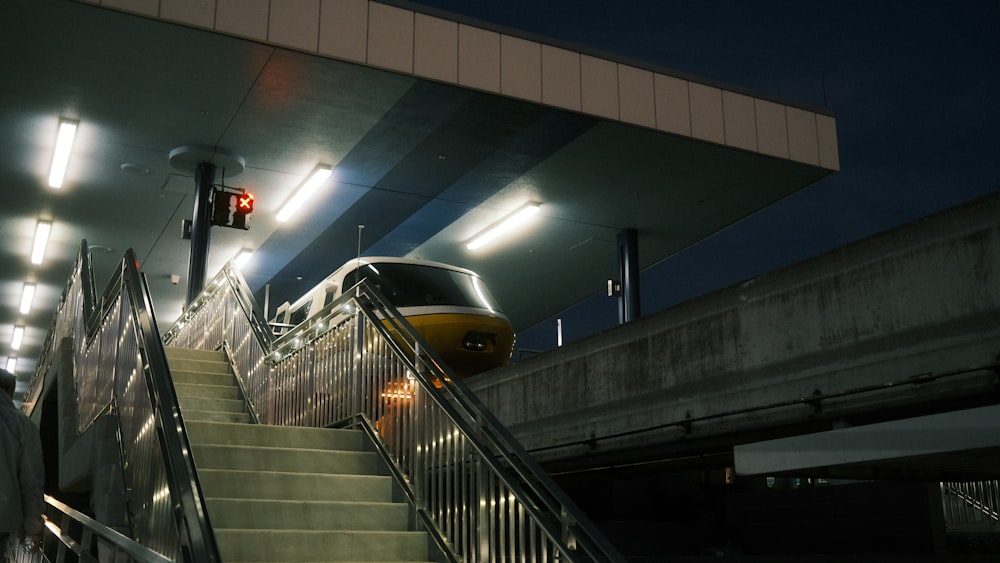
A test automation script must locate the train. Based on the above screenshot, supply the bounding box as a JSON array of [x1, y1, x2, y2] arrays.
[[269, 257, 516, 377]]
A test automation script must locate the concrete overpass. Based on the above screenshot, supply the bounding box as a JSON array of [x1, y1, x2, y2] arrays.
[[468, 191, 1000, 481]]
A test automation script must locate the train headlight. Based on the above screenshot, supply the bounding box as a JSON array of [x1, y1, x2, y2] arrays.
[[461, 331, 493, 352]]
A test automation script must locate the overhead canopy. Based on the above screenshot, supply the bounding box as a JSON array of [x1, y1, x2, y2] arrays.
[[0, 0, 836, 382]]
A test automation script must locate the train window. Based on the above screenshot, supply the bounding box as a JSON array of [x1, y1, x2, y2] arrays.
[[322, 284, 339, 308], [288, 301, 311, 326], [346, 263, 501, 311]]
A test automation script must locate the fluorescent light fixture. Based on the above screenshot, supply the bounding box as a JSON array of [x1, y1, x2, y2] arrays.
[[20, 283, 36, 315], [466, 203, 541, 251], [31, 220, 52, 265], [49, 118, 78, 188], [11, 326, 24, 351], [5, 357, 15, 373], [233, 248, 254, 269], [276, 165, 332, 223]]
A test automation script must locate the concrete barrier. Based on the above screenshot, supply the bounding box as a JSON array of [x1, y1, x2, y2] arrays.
[[468, 192, 1000, 467]]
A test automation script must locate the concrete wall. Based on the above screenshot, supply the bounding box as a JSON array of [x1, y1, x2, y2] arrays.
[[468, 192, 1000, 465]]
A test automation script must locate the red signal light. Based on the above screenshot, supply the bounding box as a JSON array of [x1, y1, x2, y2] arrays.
[[238, 192, 255, 212]]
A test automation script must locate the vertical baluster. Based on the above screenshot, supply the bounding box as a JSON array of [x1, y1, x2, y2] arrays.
[[433, 405, 441, 540], [478, 456, 490, 563], [975, 481, 984, 522], [990, 480, 1000, 521], [963, 482, 973, 523], [448, 424, 457, 546], [506, 485, 515, 561], [461, 436, 471, 562], [517, 500, 526, 563]]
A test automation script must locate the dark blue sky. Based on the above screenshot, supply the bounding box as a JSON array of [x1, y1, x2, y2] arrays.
[[405, 1, 1000, 353]]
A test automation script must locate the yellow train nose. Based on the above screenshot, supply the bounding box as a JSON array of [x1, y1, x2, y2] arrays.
[[402, 312, 515, 378]]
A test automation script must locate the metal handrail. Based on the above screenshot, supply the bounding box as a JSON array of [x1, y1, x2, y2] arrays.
[[22, 242, 220, 563], [119, 250, 221, 563], [20, 240, 96, 417], [166, 262, 625, 562], [4, 495, 174, 563], [348, 280, 623, 560], [941, 480, 1000, 529]]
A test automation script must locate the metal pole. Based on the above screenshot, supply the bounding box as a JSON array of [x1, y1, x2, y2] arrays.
[[617, 228, 640, 324], [186, 161, 215, 305]]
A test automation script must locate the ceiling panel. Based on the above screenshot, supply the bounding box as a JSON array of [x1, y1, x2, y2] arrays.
[[0, 0, 834, 394]]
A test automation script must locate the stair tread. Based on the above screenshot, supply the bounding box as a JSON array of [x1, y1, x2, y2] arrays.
[[175, 381, 236, 387], [164, 347, 429, 560], [207, 498, 400, 507], [215, 530, 426, 535], [200, 468, 388, 479], [195, 443, 371, 455]]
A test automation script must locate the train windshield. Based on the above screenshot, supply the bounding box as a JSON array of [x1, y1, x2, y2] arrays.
[[342, 262, 501, 312]]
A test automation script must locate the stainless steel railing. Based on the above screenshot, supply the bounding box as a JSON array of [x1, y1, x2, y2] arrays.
[[21, 241, 220, 563], [164, 261, 624, 562], [942, 480, 1000, 531], [3, 495, 174, 563]]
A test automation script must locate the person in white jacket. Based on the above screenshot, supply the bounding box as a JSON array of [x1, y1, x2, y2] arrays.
[[0, 369, 44, 560]]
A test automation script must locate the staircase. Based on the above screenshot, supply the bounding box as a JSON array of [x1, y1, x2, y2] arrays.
[[166, 346, 432, 562]]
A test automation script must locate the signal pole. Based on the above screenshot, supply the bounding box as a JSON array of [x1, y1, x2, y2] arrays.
[[187, 161, 215, 304], [168, 145, 246, 306]]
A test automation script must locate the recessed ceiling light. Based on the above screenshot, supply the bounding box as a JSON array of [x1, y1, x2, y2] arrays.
[[11, 326, 24, 351], [276, 165, 333, 223], [48, 118, 78, 188], [466, 203, 542, 251], [19, 283, 36, 315], [31, 220, 52, 265], [233, 248, 254, 268]]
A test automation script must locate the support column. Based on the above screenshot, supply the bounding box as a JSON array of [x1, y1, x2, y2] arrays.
[[617, 228, 640, 324], [186, 161, 215, 305]]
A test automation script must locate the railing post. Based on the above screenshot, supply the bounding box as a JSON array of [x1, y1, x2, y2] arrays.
[[477, 455, 490, 563], [351, 310, 365, 417]]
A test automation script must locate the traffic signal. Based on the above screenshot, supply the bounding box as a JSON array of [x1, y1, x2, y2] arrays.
[[237, 192, 254, 213], [211, 187, 254, 230], [233, 192, 254, 229]]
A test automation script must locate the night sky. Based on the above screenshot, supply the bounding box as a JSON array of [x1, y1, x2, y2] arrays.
[[403, 1, 1000, 353]]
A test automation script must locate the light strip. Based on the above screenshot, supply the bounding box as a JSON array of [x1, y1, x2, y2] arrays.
[[466, 203, 541, 251], [31, 220, 52, 265], [11, 326, 24, 351], [276, 166, 332, 223], [20, 283, 36, 315], [49, 119, 78, 188], [5, 357, 15, 374], [233, 248, 254, 268]]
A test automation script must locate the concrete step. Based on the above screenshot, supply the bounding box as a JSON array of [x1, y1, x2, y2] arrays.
[[192, 444, 378, 474], [179, 395, 246, 414], [165, 348, 231, 375], [213, 530, 428, 562], [186, 421, 366, 451], [162, 347, 430, 561], [198, 469, 393, 502], [172, 370, 238, 387], [184, 410, 250, 424], [175, 382, 242, 400], [164, 346, 226, 362], [205, 498, 410, 531]]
